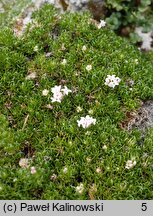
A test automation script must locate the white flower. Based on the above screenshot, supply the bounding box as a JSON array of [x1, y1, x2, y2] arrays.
[[61, 86, 72, 95], [102, 145, 107, 150], [51, 85, 62, 94], [51, 85, 63, 103], [88, 109, 94, 115], [105, 75, 121, 88], [33, 45, 38, 52], [50, 173, 57, 181], [63, 167, 68, 173], [30, 166, 36, 174], [97, 20, 106, 29], [125, 160, 136, 169], [61, 59, 67, 65], [51, 94, 63, 103], [19, 158, 29, 168], [76, 106, 83, 113], [51, 85, 72, 102], [77, 115, 96, 128], [82, 45, 87, 51], [96, 167, 102, 173], [85, 131, 91, 135], [51, 91, 63, 103], [86, 65, 92, 71], [76, 183, 84, 194], [42, 89, 49, 96], [115, 77, 121, 83], [134, 59, 139, 64]]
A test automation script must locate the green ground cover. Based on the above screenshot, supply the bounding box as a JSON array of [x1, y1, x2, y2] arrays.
[[0, 4, 153, 199], [0, 0, 31, 27]]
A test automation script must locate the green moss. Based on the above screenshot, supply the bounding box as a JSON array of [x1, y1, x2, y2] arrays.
[[0, 0, 31, 27], [0, 4, 153, 199]]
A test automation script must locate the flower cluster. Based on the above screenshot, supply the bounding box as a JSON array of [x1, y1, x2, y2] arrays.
[[105, 75, 121, 88], [51, 85, 72, 103], [77, 115, 96, 128], [45, 72, 121, 129], [125, 160, 136, 169], [19, 158, 37, 174]]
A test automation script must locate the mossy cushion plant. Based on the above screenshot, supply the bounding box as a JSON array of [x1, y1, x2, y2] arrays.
[[0, 0, 31, 27], [0, 3, 153, 200]]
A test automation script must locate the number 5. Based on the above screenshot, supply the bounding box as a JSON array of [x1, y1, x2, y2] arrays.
[[141, 203, 147, 211]]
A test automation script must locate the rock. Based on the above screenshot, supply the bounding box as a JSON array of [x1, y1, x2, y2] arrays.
[[135, 27, 153, 51], [120, 100, 153, 133]]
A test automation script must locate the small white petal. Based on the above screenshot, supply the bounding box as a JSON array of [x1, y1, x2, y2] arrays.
[[96, 167, 102, 173], [33, 45, 38, 52], [102, 145, 107, 150], [88, 109, 94, 115], [61, 86, 72, 95], [76, 106, 83, 113], [19, 158, 29, 168], [86, 65, 92, 71], [61, 59, 67, 65], [30, 166, 36, 174], [50, 173, 57, 181], [125, 160, 136, 169], [51, 85, 62, 94], [86, 157, 92, 162], [51, 96, 62, 103], [76, 183, 84, 194], [42, 89, 49, 96], [134, 59, 139, 64], [63, 167, 68, 173], [97, 20, 106, 29], [82, 45, 87, 51]]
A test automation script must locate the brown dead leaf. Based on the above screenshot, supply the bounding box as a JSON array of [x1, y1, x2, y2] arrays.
[[88, 184, 97, 200]]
